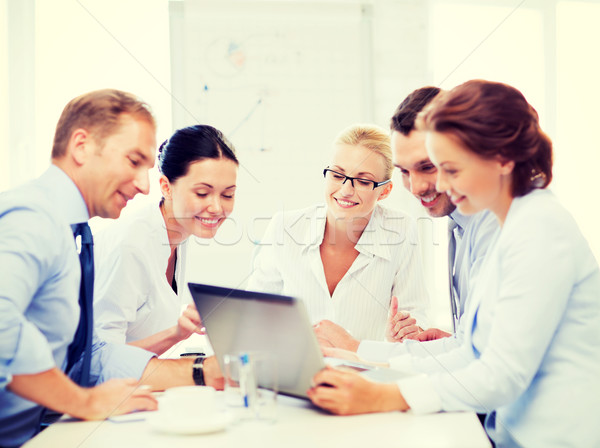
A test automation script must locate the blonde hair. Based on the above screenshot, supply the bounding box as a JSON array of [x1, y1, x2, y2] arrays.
[[334, 124, 393, 180]]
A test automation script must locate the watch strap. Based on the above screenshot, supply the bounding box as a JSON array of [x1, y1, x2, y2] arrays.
[[192, 355, 206, 386]]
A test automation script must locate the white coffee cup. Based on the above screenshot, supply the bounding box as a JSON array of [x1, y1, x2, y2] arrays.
[[159, 386, 216, 421]]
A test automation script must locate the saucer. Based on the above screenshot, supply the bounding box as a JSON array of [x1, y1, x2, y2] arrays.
[[147, 412, 234, 435]]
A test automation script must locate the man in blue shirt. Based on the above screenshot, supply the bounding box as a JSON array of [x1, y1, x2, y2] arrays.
[[315, 87, 498, 361], [0, 90, 220, 448]]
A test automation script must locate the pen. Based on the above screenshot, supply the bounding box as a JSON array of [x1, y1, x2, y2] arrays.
[[239, 353, 250, 408], [239, 353, 257, 410]]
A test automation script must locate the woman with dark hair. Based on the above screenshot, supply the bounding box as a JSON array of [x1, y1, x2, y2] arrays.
[[308, 80, 600, 447], [94, 125, 238, 356]]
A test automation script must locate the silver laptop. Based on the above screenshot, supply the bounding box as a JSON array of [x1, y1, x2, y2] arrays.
[[189, 283, 325, 398], [189, 283, 405, 399]]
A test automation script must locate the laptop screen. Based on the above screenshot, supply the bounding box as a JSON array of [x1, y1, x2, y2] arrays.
[[189, 283, 326, 398]]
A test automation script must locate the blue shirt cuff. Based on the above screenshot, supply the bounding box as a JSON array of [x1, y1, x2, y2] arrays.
[[69, 340, 155, 385]]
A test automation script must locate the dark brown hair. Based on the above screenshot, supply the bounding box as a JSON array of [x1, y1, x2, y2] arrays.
[[421, 80, 552, 197], [52, 89, 156, 158], [158, 124, 238, 183], [390, 86, 441, 136]]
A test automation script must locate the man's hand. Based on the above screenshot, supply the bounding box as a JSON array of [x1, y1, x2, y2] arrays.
[[314, 320, 360, 352], [7, 368, 157, 421], [413, 328, 451, 341], [307, 366, 408, 415], [202, 356, 224, 390], [385, 296, 421, 342], [80, 378, 158, 420]]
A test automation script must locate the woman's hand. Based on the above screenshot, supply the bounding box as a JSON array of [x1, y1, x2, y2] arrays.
[[307, 366, 408, 415], [129, 304, 206, 356], [321, 346, 361, 362], [175, 304, 205, 341], [385, 296, 421, 342], [314, 320, 360, 352]]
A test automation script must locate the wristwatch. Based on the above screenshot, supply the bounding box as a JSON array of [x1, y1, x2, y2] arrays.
[[192, 355, 206, 386]]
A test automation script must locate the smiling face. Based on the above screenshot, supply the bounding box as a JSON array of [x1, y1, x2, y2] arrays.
[[426, 131, 514, 223], [83, 114, 157, 219], [324, 143, 392, 223], [391, 130, 455, 218], [161, 157, 238, 240]]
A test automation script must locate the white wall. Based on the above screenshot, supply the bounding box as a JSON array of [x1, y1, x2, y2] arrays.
[[0, 0, 8, 192], [555, 1, 600, 266], [169, 0, 451, 328], [2, 0, 172, 202], [175, 0, 600, 330], [3, 0, 599, 333]]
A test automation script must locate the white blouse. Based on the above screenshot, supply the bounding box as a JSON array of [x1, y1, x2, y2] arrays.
[[93, 202, 185, 344], [247, 204, 430, 341]]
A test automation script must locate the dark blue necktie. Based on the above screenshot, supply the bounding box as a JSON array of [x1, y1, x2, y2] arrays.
[[66, 222, 94, 387]]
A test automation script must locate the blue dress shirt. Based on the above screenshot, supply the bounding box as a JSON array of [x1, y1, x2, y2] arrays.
[[0, 166, 153, 448]]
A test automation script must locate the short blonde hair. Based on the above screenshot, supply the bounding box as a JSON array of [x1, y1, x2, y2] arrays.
[[333, 124, 393, 180]]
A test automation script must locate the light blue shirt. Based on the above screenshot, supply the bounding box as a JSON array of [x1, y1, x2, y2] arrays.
[[358, 210, 498, 361], [397, 190, 600, 447], [0, 166, 154, 448]]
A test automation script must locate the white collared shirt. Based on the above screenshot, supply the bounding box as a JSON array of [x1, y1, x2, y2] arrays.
[[93, 202, 185, 344], [247, 203, 429, 341]]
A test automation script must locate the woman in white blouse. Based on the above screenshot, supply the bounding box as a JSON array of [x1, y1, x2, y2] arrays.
[[308, 81, 600, 447], [94, 125, 238, 355], [247, 124, 429, 341]]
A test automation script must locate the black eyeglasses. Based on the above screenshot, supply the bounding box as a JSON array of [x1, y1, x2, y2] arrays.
[[323, 168, 391, 191]]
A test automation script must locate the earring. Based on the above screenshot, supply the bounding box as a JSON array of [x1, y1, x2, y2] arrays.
[[530, 171, 546, 187]]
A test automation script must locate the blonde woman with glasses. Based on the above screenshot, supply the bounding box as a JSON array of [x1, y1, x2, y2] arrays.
[[247, 124, 429, 341]]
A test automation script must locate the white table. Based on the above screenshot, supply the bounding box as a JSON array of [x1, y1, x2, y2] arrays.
[[25, 394, 491, 448]]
